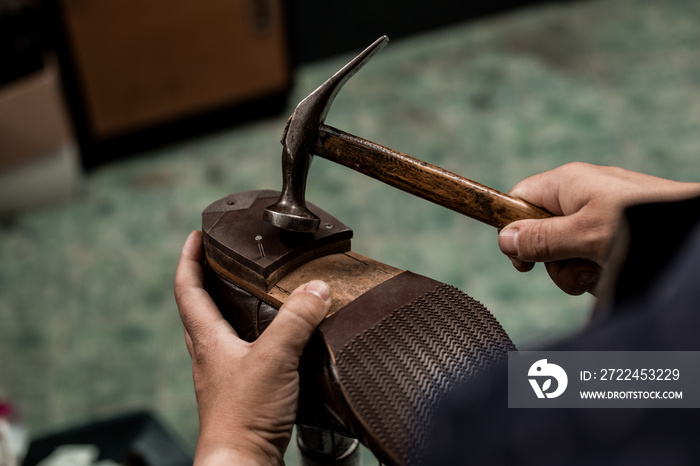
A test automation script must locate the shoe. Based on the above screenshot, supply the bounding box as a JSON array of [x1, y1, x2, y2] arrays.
[[202, 190, 515, 465]]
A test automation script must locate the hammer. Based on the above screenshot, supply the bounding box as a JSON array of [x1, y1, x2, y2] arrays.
[[263, 36, 552, 233]]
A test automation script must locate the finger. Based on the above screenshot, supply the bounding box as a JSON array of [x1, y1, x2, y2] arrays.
[[498, 215, 599, 264], [174, 231, 234, 340], [498, 228, 535, 272], [508, 171, 565, 216], [545, 259, 602, 296], [508, 256, 535, 273], [256, 281, 332, 361], [508, 163, 599, 216]]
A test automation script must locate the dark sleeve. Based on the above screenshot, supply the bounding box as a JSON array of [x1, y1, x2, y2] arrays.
[[425, 196, 700, 466]]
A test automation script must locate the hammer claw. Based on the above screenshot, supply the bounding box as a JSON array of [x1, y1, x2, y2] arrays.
[[293, 35, 389, 132]]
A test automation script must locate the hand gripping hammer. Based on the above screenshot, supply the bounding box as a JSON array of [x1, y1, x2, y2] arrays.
[[263, 36, 552, 233]]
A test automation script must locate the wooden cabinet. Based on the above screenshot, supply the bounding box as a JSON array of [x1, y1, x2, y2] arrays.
[[53, 0, 291, 167]]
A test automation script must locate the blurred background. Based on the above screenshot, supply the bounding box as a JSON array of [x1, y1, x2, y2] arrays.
[[1, 0, 699, 463]]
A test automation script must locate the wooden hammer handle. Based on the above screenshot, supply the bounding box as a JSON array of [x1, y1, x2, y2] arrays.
[[316, 124, 552, 229]]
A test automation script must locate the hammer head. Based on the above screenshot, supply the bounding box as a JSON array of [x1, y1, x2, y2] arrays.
[[263, 36, 389, 233]]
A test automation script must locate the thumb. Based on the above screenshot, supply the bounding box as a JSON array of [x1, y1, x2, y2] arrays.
[[499, 215, 590, 263], [256, 280, 332, 361]]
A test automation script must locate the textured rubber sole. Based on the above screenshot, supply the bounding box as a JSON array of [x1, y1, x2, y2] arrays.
[[315, 273, 515, 465]]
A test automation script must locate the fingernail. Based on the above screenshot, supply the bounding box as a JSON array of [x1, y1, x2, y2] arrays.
[[577, 271, 598, 287], [499, 228, 519, 257], [304, 280, 331, 301]]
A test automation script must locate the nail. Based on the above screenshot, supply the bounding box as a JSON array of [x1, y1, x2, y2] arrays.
[[255, 235, 265, 257], [577, 271, 598, 287], [304, 280, 331, 301], [499, 228, 519, 257]]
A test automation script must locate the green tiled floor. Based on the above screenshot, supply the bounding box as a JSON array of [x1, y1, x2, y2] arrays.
[[2, 0, 700, 463]]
